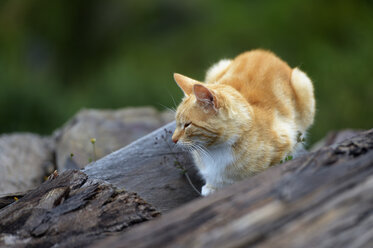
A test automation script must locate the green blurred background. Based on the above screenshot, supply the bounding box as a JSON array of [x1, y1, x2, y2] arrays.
[[0, 0, 372, 144]]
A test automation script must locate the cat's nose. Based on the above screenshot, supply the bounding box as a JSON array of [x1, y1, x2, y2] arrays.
[[172, 137, 179, 143]]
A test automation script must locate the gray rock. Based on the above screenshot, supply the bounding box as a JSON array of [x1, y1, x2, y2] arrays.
[[0, 134, 54, 194], [0, 107, 174, 195], [54, 107, 174, 171]]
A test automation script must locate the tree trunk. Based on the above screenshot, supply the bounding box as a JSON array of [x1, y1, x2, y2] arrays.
[[1, 124, 372, 248], [92, 128, 373, 248], [83, 122, 203, 213], [0, 170, 159, 248]]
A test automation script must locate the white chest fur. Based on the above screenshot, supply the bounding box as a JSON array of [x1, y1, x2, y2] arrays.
[[192, 143, 235, 189]]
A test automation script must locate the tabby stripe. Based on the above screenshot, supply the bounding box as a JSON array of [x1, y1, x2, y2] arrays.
[[191, 123, 218, 135]]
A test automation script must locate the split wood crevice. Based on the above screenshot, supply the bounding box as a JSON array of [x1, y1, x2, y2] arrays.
[[1, 124, 372, 248]]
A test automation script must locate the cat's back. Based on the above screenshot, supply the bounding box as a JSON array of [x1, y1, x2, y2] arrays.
[[218, 50, 293, 107], [229, 49, 291, 77], [213, 49, 315, 133]]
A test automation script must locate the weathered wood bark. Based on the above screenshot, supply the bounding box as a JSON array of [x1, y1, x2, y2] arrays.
[[83, 122, 203, 213], [0, 191, 29, 209], [93, 129, 373, 248], [0, 170, 159, 248]]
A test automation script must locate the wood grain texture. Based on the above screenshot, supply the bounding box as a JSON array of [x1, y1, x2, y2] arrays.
[[83, 122, 203, 213], [0, 170, 159, 248], [93, 128, 373, 248], [0, 191, 29, 209]]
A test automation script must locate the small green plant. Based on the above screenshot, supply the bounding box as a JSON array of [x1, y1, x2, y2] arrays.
[[280, 155, 293, 164], [174, 160, 187, 174], [297, 131, 306, 143], [279, 132, 304, 164], [89, 138, 97, 162], [160, 128, 201, 196]]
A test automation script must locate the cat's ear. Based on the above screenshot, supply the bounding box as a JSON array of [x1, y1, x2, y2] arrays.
[[193, 84, 219, 109], [173, 73, 198, 95]]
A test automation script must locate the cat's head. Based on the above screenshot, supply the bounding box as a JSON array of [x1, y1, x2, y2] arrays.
[[171, 73, 251, 148]]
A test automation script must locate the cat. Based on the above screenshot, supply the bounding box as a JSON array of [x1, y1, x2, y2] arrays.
[[172, 49, 315, 196]]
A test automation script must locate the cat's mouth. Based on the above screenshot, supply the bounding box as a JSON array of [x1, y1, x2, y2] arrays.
[[175, 140, 209, 154], [174, 140, 190, 150]]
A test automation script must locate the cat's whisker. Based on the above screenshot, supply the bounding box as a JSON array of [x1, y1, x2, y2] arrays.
[[190, 143, 214, 162], [164, 88, 179, 110], [157, 103, 176, 113], [170, 93, 178, 110], [197, 144, 214, 162]]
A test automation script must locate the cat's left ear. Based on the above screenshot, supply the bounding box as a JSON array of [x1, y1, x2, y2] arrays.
[[193, 84, 219, 110], [173, 73, 198, 95]]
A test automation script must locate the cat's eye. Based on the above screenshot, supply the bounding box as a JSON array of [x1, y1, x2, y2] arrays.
[[184, 122, 191, 128]]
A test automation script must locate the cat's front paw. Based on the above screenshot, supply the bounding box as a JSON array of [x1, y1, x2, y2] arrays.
[[201, 184, 216, 196]]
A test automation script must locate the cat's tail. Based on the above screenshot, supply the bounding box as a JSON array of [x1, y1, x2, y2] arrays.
[[291, 68, 316, 131]]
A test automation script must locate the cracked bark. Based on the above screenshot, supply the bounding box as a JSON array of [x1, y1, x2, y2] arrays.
[[0, 170, 159, 248]]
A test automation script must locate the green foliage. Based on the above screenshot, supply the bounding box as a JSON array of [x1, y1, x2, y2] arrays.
[[0, 0, 372, 144], [280, 155, 293, 164]]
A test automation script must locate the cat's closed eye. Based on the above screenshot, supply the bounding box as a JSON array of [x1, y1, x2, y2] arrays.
[[184, 122, 191, 129]]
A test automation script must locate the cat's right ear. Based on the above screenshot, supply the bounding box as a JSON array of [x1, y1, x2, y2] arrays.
[[173, 73, 198, 96]]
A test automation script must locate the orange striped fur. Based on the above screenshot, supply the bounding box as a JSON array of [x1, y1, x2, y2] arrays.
[[172, 50, 315, 196]]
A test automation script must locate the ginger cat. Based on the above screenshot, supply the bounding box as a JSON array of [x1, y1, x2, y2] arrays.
[[172, 50, 315, 196]]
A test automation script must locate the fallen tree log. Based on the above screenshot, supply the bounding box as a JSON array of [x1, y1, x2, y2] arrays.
[[83, 122, 203, 213], [1, 125, 372, 248], [0, 170, 159, 248], [93, 128, 373, 248], [0, 191, 29, 210]]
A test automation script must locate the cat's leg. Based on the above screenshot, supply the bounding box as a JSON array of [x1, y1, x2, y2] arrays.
[[204, 59, 232, 84], [201, 183, 217, 196]]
